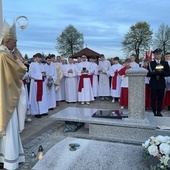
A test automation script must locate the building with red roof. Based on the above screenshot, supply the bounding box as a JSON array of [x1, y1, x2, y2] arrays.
[[72, 47, 101, 62]]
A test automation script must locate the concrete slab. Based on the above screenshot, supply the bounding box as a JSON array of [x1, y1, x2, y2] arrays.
[[50, 107, 170, 144], [32, 137, 152, 170], [50, 107, 98, 123], [50, 107, 155, 129], [155, 117, 170, 129]]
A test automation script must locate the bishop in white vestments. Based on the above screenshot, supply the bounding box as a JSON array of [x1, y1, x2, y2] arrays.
[[0, 20, 26, 170]]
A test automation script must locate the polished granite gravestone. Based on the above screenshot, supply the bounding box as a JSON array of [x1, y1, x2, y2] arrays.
[[92, 109, 128, 119], [32, 137, 153, 170]]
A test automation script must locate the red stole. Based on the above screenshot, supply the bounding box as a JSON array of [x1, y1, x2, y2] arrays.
[[35, 77, 44, 101], [78, 74, 93, 92], [112, 71, 118, 90], [118, 67, 127, 76], [118, 66, 131, 76]]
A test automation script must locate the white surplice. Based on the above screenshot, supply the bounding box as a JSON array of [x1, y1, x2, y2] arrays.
[[77, 61, 94, 102], [44, 63, 57, 109], [55, 63, 65, 101], [109, 63, 123, 98], [64, 63, 78, 102], [130, 61, 139, 68], [98, 59, 111, 96], [0, 109, 25, 170], [29, 62, 48, 115], [22, 72, 30, 111], [90, 62, 99, 97], [0, 87, 26, 169], [17, 82, 27, 132]]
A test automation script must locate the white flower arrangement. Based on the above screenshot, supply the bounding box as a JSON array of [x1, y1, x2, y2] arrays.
[[142, 135, 170, 169]]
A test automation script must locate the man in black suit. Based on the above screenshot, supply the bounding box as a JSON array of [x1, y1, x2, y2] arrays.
[[147, 48, 170, 116]]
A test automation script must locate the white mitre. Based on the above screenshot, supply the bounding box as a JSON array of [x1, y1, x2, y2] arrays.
[[10, 21, 17, 40], [0, 19, 17, 44]]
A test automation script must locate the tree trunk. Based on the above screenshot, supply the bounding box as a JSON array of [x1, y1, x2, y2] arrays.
[[135, 48, 140, 63]]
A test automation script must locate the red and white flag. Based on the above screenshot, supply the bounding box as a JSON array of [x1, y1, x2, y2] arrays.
[[145, 51, 152, 61]]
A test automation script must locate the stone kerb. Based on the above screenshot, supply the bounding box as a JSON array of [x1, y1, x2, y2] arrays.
[[125, 68, 148, 123]]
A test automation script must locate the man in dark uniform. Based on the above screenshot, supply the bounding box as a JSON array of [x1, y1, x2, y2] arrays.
[[147, 48, 170, 116]]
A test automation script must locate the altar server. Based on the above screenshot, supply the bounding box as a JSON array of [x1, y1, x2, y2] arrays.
[[29, 53, 48, 118], [109, 57, 123, 103], [44, 56, 57, 109]]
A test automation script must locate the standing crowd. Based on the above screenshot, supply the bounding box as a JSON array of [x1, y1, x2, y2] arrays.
[[0, 18, 170, 170], [23, 50, 170, 119]]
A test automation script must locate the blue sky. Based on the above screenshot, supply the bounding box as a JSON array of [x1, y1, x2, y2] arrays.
[[2, 0, 170, 58]]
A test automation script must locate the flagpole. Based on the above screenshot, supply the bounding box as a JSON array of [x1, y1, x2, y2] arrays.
[[0, 0, 3, 33]]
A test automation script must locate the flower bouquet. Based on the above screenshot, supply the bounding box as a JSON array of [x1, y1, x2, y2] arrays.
[[142, 135, 170, 169]]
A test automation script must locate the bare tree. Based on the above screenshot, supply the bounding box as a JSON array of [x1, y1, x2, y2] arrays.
[[153, 23, 170, 55], [122, 21, 153, 63], [56, 25, 84, 57]]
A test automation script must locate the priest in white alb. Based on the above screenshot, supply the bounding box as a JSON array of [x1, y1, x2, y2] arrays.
[[77, 54, 94, 104], [64, 57, 78, 102], [55, 58, 64, 103], [50, 54, 63, 106], [90, 57, 99, 98], [98, 54, 111, 100]]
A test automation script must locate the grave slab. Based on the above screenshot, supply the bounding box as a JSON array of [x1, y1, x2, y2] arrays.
[[32, 137, 152, 170], [50, 107, 155, 128]]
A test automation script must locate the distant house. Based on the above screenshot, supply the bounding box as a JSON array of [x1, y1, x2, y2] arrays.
[[71, 47, 101, 63]]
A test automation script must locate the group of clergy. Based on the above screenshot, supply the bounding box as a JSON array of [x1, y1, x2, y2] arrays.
[[25, 53, 108, 117], [24, 51, 170, 119], [25, 53, 114, 119]]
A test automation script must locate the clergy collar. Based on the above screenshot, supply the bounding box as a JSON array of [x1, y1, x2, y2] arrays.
[[155, 59, 161, 63]]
